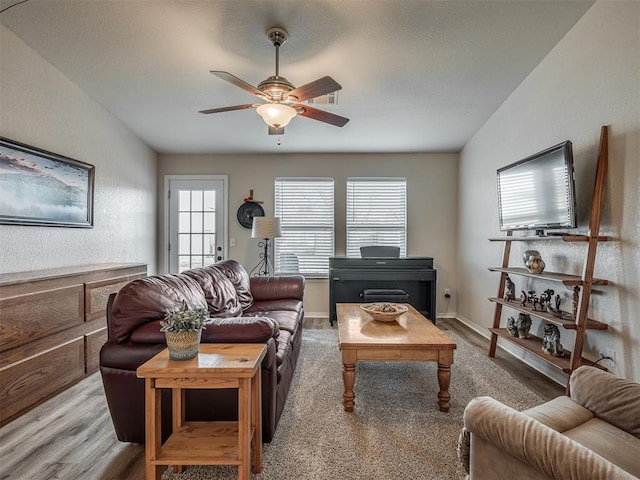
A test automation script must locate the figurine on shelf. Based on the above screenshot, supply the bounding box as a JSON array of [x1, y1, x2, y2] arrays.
[[519, 290, 528, 307], [506, 316, 518, 337], [542, 324, 564, 357], [540, 288, 556, 313], [555, 294, 562, 313], [573, 286, 581, 318], [528, 290, 540, 311], [507, 313, 532, 339], [503, 274, 515, 302]]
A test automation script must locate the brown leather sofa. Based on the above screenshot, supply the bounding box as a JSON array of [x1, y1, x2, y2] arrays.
[[99, 260, 304, 444]]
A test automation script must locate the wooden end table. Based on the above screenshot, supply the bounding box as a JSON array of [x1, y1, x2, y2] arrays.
[[337, 303, 456, 412], [136, 343, 267, 480]]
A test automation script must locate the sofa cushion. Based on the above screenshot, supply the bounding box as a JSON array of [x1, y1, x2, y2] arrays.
[[570, 366, 640, 438], [129, 317, 279, 344], [245, 310, 299, 334], [183, 267, 242, 317], [213, 260, 254, 310], [202, 316, 278, 343], [523, 395, 594, 432], [564, 417, 640, 478], [245, 298, 303, 316], [249, 275, 305, 302], [109, 274, 207, 343]]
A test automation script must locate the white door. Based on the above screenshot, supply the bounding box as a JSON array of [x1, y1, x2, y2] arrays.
[[166, 176, 227, 273]]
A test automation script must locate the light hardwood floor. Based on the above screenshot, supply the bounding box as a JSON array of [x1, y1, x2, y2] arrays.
[[0, 317, 563, 480]]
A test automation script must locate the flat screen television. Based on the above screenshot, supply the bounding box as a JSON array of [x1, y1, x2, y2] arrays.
[[497, 141, 576, 235]]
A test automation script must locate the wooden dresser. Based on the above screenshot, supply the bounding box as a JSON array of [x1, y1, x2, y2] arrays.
[[0, 263, 147, 426]]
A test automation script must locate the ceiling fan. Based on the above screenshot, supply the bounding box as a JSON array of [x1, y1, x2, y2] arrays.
[[199, 27, 349, 135]]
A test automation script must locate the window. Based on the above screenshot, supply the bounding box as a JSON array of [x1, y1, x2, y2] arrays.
[[346, 178, 407, 258], [274, 178, 334, 277]]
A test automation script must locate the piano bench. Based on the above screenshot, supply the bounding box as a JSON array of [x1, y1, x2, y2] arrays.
[[362, 289, 409, 303]]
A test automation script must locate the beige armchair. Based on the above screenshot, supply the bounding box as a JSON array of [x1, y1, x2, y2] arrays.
[[459, 366, 640, 479]]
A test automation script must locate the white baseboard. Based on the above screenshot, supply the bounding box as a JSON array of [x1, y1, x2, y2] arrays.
[[454, 314, 567, 387]]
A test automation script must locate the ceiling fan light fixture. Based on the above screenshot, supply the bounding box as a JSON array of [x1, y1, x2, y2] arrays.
[[256, 103, 297, 128]]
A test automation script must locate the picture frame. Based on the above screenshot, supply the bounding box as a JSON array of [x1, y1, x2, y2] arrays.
[[0, 137, 95, 227]]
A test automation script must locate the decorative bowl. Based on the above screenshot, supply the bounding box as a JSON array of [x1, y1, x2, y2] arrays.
[[360, 303, 408, 322]]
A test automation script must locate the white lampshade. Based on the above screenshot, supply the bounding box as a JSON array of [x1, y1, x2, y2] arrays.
[[252, 216, 282, 239], [256, 103, 297, 128]]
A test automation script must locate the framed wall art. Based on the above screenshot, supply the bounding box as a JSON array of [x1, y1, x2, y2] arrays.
[[0, 137, 95, 227]]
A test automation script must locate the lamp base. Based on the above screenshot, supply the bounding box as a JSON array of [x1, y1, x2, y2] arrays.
[[249, 238, 273, 277]]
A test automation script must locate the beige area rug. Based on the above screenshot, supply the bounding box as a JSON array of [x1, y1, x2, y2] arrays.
[[163, 327, 543, 480]]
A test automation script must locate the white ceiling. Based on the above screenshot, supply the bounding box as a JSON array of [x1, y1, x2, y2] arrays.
[[0, 0, 594, 154]]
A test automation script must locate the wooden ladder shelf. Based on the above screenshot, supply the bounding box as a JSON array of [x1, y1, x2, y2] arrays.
[[487, 126, 610, 391]]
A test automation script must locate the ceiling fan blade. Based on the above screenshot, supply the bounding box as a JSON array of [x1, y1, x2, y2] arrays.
[[287, 76, 342, 102], [296, 105, 349, 127], [198, 104, 255, 114], [211, 71, 266, 99]]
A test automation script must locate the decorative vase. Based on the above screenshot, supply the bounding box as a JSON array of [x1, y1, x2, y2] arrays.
[[523, 250, 545, 274], [165, 330, 202, 360]]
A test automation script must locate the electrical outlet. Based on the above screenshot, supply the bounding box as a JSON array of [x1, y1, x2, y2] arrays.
[[600, 348, 616, 369], [444, 288, 451, 299], [605, 348, 616, 363]]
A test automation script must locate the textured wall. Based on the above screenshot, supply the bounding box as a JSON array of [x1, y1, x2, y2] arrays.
[[0, 26, 158, 274], [158, 152, 459, 317], [458, 1, 640, 382]]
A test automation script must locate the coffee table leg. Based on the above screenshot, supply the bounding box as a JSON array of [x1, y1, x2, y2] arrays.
[[437, 362, 451, 412], [341, 349, 356, 412]]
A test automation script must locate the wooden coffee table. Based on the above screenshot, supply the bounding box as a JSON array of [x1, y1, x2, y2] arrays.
[[337, 303, 456, 412], [136, 343, 267, 480]]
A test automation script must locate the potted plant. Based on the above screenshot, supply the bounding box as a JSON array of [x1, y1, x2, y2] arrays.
[[160, 301, 210, 360]]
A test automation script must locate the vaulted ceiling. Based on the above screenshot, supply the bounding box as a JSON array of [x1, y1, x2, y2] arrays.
[[0, 0, 594, 154]]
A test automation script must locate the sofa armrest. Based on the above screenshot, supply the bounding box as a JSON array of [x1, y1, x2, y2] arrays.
[[570, 366, 640, 438], [250, 275, 305, 302], [463, 396, 637, 480]]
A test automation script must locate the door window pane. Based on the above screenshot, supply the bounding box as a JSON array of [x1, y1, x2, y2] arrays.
[[191, 212, 203, 233]]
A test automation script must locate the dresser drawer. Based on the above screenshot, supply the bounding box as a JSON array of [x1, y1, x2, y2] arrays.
[[0, 285, 84, 352], [0, 338, 84, 424]]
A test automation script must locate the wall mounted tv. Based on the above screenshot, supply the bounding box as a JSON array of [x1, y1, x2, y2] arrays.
[[497, 141, 577, 235]]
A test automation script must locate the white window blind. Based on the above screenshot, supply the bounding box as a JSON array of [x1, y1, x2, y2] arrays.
[[346, 177, 407, 258], [274, 178, 335, 277]]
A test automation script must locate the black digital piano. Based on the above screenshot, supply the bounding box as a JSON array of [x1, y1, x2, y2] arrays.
[[328, 257, 437, 325]]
